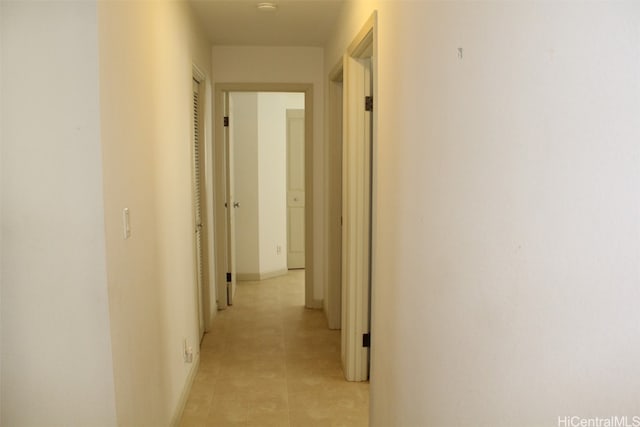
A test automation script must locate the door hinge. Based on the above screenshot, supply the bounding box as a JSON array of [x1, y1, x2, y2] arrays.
[[226, 272, 232, 282], [223, 116, 229, 127], [362, 333, 370, 348], [365, 96, 373, 112]]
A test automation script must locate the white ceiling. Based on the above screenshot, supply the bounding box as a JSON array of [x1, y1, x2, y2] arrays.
[[188, 0, 345, 46]]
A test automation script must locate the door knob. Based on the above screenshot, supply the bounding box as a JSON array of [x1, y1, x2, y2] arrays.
[[233, 202, 240, 208]]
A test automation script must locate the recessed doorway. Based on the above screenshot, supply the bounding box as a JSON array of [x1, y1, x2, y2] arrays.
[[213, 84, 315, 310]]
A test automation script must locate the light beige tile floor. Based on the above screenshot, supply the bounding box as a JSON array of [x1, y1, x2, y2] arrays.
[[179, 270, 369, 427]]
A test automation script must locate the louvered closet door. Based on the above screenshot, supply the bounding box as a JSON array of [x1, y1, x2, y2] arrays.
[[193, 78, 205, 338]]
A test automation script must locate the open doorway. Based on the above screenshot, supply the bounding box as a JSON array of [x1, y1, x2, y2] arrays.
[[213, 84, 314, 310], [325, 64, 343, 331], [227, 92, 305, 285]]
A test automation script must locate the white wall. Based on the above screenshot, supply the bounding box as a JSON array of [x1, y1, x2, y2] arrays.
[[0, 1, 117, 424], [231, 92, 261, 276], [258, 92, 305, 276], [98, 1, 211, 424], [327, 1, 640, 426], [1, 1, 212, 423], [211, 46, 325, 300]]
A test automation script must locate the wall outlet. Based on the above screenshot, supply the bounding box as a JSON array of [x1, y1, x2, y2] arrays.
[[122, 208, 131, 239], [183, 339, 193, 363]]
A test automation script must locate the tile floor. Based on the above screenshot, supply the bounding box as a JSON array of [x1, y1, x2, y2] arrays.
[[179, 270, 369, 427]]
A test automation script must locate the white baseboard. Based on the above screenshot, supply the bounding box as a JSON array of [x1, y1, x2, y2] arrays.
[[170, 353, 200, 427], [307, 298, 323, 310], [237, 268, 288, 282], [261, 268, 289, 280], [236, 272, 261, 281]]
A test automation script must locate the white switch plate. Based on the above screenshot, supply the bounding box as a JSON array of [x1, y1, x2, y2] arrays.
[[122, 208, 131, 239]]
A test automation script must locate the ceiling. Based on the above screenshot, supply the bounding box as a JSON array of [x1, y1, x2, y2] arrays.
[[188, 0, 346, 46]]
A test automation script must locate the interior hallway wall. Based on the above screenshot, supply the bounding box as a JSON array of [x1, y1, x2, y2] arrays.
[[98, 1, 212, 424], [326, 1, 640, 426], [211, 46, 325, 301], [0, 1, 117, 424]]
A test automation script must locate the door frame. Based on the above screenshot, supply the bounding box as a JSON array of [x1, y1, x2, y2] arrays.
[[222, 92, 236, 305], [214, 83, 315, 309], [325, 62, 344, 330], [341, 12, 377, 382]]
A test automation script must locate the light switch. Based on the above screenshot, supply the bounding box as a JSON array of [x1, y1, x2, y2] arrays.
[[122, 208, 131, 239]]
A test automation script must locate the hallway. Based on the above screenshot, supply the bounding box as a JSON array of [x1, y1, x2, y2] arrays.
[[179, 271, 369, 426]]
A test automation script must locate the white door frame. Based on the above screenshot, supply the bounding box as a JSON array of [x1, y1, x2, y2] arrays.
[[214, 83, 315, 309], [341, 12, 377, 382]]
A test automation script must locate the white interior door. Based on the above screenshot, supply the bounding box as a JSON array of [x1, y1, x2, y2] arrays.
[[342, 47, 373, 381], [225, 93, 237, 305], [287, 109, 305, 269]]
